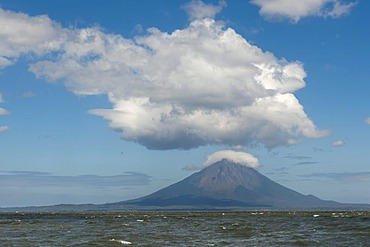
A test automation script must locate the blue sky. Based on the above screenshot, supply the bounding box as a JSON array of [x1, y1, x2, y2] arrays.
[[0, 0, 369, 207]]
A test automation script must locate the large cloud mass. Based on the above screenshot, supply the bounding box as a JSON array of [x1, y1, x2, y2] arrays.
[[1, 7, 328, 149], [0, 8, 63, 68], [250, 0, 356, 22]]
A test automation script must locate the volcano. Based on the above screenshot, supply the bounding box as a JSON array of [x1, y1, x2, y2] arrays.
[[120, 160, 342, 209], [3, 159, 369, 212]]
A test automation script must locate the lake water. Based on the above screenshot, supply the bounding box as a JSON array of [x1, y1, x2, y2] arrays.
[[0, 211, 369, 246]]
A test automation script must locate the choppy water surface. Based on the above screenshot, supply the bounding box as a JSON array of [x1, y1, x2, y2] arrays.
[[0, 211, 369, 246]]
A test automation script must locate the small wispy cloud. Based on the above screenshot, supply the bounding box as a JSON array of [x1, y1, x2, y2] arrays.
[[0, 94, 9, 133], [183, 0, 226, 21], [0, 170, 51, 176], [0, 125, 9, 132], [331, 139, 344, 147], [302, 172, 370, 183], [266, 167, 289, 176], [0, 107, 10, 115], [274, 167, 288, 172], [22, 91, 37, 98], [0, 170, 152, 188], [250, 0, 357, 23], [313, 146, 331, 153], [0, 106, 10, 133], [284, 155, 312, 160], [283, 155, 318, 166], [365, 117, 370, 125], [293, 161, 319, 166], [183, 165, 200, 171]]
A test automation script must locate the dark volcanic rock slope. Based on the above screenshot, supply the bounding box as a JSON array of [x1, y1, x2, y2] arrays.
[[124, 160, 340, 208]]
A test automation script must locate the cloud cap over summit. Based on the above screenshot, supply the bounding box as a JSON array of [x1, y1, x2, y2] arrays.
[[184, 150, 260, 171]]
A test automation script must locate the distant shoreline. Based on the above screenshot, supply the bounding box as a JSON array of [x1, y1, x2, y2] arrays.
[[1, 203, 369, 213]]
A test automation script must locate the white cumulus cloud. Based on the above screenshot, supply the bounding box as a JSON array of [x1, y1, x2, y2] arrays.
[[0, 94, 9, 133], [0, 107, 10, 115], [1, 8, 328, 149], [0, 8, 64, 68], [183, 0, 227, 21], [365, 117, 370, 125], [0, 125, 9, 132], [250, 0, 356, 22], [331, 139, 344, 147]]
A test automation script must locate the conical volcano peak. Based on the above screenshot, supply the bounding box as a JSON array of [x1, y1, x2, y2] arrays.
[[123, 159, 343, 209], [198, 160, 262, 193], [204, 158, 248, 167], [202, 158, 256, 170]]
